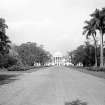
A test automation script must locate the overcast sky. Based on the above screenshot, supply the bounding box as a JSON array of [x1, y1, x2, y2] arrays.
[[0, 0, 105, 54]]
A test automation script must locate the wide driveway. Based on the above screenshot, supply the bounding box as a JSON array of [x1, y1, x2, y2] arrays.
[[0, 66, 105, 105]]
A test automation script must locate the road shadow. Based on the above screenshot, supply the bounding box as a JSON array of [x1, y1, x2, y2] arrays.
[[65, 99, 88, 105], [0, 74, 20, 85]]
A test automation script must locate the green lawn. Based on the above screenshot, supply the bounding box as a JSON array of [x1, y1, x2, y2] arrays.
[[68, 66, 105, 79], [0, 67, 46, 85], [0, 74, 20, 85]]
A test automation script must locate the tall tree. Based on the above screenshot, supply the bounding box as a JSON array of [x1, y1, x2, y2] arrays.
[[16, 42, 51, 66], [0, 18, 11, 55], [83, 19, 98, 67], [90, 8, 105, 67], [68, 43, 95, 67]]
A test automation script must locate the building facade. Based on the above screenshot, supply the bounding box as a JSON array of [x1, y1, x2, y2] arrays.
[[52, 52, 71, 66]]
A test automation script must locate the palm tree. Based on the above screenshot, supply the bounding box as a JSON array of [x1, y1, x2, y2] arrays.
[[83, 19, 98, 67], [90, 8, 105, 67]]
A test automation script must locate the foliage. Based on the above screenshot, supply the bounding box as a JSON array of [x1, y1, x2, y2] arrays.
[[83, 19, 96, 39], [7, 64, 41, 71], [84, 7, 105, 67], [90, 8, 105, 34], [0, 54, 17, 68], [0, 18, 11, 55], [0, 18, 16, 68], [83, 19, 98, 66], [65, 99, 87, 105], [68, 43, 96, 67], [9, 44, 23, 66], [16, 42, 51, 66], [7, 65, 28, 71], [86, 66, 105, 72]]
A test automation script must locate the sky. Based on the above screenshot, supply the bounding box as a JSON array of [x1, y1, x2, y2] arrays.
[[0, 0, 105, 55]]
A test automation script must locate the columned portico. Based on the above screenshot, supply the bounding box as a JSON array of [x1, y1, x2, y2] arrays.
[[54, 56, 63, 66], [52, 52, 64, 66]]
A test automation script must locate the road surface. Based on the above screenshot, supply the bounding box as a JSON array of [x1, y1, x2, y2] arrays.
[[0, 66, 105, 105]]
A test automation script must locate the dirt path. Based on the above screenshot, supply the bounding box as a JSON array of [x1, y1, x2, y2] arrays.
[[0, 66, 105, 105]]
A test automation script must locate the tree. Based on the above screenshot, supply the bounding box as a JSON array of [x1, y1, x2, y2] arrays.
[[90, 8, 105, 67], [68, 43, 95, 67], [16, 42, 51, 66], [0, 18, 11, 55], [0, 18, 12, 68], [83, 19, 98, 67], [36, 51, 51, 65]]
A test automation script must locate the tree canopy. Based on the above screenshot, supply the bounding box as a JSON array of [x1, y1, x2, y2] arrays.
[[68, 42, 97, 67], [0, 18, 11, 55], [16, 42, 51, 66], [84, 8, 105, 67]]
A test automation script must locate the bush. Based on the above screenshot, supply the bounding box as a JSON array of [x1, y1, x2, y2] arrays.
[[7, 65, 26, 71], [7, 56, 17, 67], [7, 65, 39, 71], [86, 67, 105, 72], [0, 55, 18, 68], [65, 99, 87, 105]]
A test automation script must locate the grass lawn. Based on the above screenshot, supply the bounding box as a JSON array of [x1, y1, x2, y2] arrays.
[[0, 69, 23, 85], [0, 66, 48, 86], [0, 74, 20, 85], [68, 66, 105, 79], [78, 68, 105, 79]]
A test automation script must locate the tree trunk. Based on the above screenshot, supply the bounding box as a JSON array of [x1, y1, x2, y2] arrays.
[[94, 41, 97, 67], [93, 35, 97, 67], [100, 31, 104, 67]]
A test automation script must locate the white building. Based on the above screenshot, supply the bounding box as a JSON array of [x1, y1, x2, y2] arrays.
[[51, 52, 71, 66]]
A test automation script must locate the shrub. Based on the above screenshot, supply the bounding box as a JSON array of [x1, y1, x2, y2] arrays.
[[7, 65, 38, 71], [7, 65, 26, 71], [7, 56, 17, 67], [86, 67, 105, 72], [0, 55, 18, 68], [65, 99, 87, 105]]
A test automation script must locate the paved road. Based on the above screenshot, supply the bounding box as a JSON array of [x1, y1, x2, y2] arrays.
[[0, 66, 105, 105]]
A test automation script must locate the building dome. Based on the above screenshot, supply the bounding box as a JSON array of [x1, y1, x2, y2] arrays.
[[53, 52, 63, 57]]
